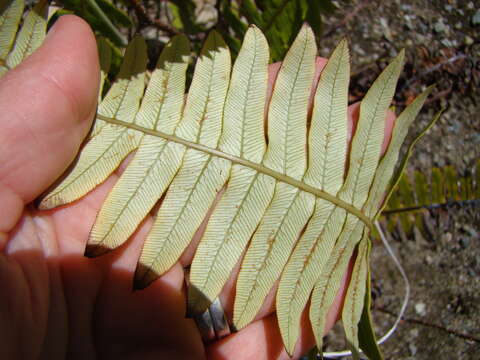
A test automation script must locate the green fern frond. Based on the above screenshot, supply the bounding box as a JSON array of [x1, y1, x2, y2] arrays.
[[0, 0, 47, 77], [1, 1, 441, 358], [382, 160, 479, 236]]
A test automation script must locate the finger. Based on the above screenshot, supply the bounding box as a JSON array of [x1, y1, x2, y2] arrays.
[[0, 15, 99, 237]]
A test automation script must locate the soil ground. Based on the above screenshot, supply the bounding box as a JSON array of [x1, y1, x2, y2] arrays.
[[321, 1, 480, 359]]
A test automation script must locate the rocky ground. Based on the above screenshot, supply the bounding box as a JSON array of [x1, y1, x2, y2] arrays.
[[321, 0, 480, 359]]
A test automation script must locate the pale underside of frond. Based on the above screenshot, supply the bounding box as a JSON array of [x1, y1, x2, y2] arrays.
[[1, 2, 438, 357]]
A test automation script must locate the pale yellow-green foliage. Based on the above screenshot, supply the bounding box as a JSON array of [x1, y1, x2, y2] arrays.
[[1, 2, 438, 358]]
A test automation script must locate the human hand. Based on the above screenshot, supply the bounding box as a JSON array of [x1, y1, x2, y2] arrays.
[[0, 16, 394, 360]]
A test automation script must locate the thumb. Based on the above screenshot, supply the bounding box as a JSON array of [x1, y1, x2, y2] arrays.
[[0, 15, 99, 238]]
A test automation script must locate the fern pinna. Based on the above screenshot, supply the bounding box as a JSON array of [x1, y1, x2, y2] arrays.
[[1, 1, 440, 358]]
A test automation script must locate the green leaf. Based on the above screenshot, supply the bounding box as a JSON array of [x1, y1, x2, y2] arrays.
[[276, 38, 350, 355], [86, 35, 190, 255], [240, 0, 264, 26], [357, 239, 383, 360], [414, 171, 429, 206], [365, 85, 433, 218], [39, 36, 149, 209], [134, 31, 232, 288], [304, 0, 324, 35], [188, 26, 275, 316], [309, 50, 404, 354], [381, 110, 444, 216], [6, 0, 47, 69], [84, 0, 127, 46], [233, 25, 317, 330], [339, 50, 405, 208], [96, 0, 132, 28], [169, 0, 204, 34], [431, 167, 445, 204], [342, 236, 369, 359], [444, 166, 458, 200], [97, 36, 112, 101], [220, 0, 247, 38], [0, 0, 24, 62]]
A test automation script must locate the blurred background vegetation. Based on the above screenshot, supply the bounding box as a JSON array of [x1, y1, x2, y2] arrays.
[[44, 0, 336, 76]]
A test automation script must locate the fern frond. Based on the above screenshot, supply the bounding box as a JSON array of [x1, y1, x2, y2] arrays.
[[135, 30, 231, 288], [39, 36, 149, 209], [0, 0, 24, 64], [188, 25, 275, 315], [233, 24, 317, 330], [384, 161, 480, 215], [276, 37, 351, 354], [0, 0, 46, 78], [1, 2, 439, 357], [382, 159, 479, 237]]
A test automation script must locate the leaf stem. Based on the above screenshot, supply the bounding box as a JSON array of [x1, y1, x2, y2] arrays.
[[96, 113, 374, 230], [85, 0, 128, 47]]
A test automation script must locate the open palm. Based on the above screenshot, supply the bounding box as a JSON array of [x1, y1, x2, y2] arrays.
[[0, 16, 394, 360]]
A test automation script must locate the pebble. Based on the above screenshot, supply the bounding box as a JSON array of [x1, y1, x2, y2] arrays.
[[425, 254, 434, 265], [415, 302, 427, 316], [434, 20, 447, 33], [462, 225, 478, 238], [441, 232, 453, 244], [464, 35, 474, 45], [459, 237, 470, 249], [473, 9, 480, 25], [440, 39, 454, 47], [409, 343, 418, 356]]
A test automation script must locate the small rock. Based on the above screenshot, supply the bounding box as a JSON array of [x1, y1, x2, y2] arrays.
[[467, 2, 475, 10], [415, 302, 427, 316], [455, 22, 462, 29], [410, 328, 420, 338], [445, 5, 453, 12], [465, 35, 474, 45], [459, 237, 470, 248], [462, 225, 478, 238], [440, 39, 454, 47], [425, 254, 434, 265], [434, 20, 447, 33], [379, 17, 394, 41], [441, 232, 453, 244], [473, 9, 480, 25], [409, 343, 418, 356]]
